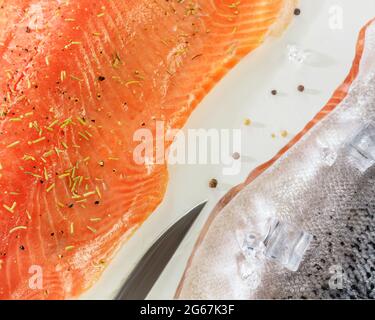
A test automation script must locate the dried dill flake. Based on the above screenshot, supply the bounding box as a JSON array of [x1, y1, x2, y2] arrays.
[[112, 53, 122, 69]]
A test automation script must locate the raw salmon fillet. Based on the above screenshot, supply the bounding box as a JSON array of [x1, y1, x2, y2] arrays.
[[0, 0, 295, 299]]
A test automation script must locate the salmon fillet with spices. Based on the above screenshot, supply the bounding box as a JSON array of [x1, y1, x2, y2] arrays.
[[0, 0, 296, 299]]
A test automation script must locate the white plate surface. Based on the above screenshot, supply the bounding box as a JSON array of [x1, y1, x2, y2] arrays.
[[82, 0, 375, 300]]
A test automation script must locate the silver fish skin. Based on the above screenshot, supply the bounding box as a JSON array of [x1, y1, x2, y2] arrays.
[[177, 19, 375, 300]]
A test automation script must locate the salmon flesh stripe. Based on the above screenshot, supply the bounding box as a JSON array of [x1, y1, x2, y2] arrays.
[[0, 0, 295, 299]]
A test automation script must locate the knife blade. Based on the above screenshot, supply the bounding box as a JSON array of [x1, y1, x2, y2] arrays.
[[116, 200, 208, 300]]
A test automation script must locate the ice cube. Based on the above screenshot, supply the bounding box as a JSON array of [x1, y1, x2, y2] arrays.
[[286, 44, 310, 64], [237, 218, 312, 272], [264, 219, 313, 272], [347, 122, 375, 173], [238, 258, 262, 289]]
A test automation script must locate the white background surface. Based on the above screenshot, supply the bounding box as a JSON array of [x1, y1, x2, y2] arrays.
[[82, 0, 375, 300]]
